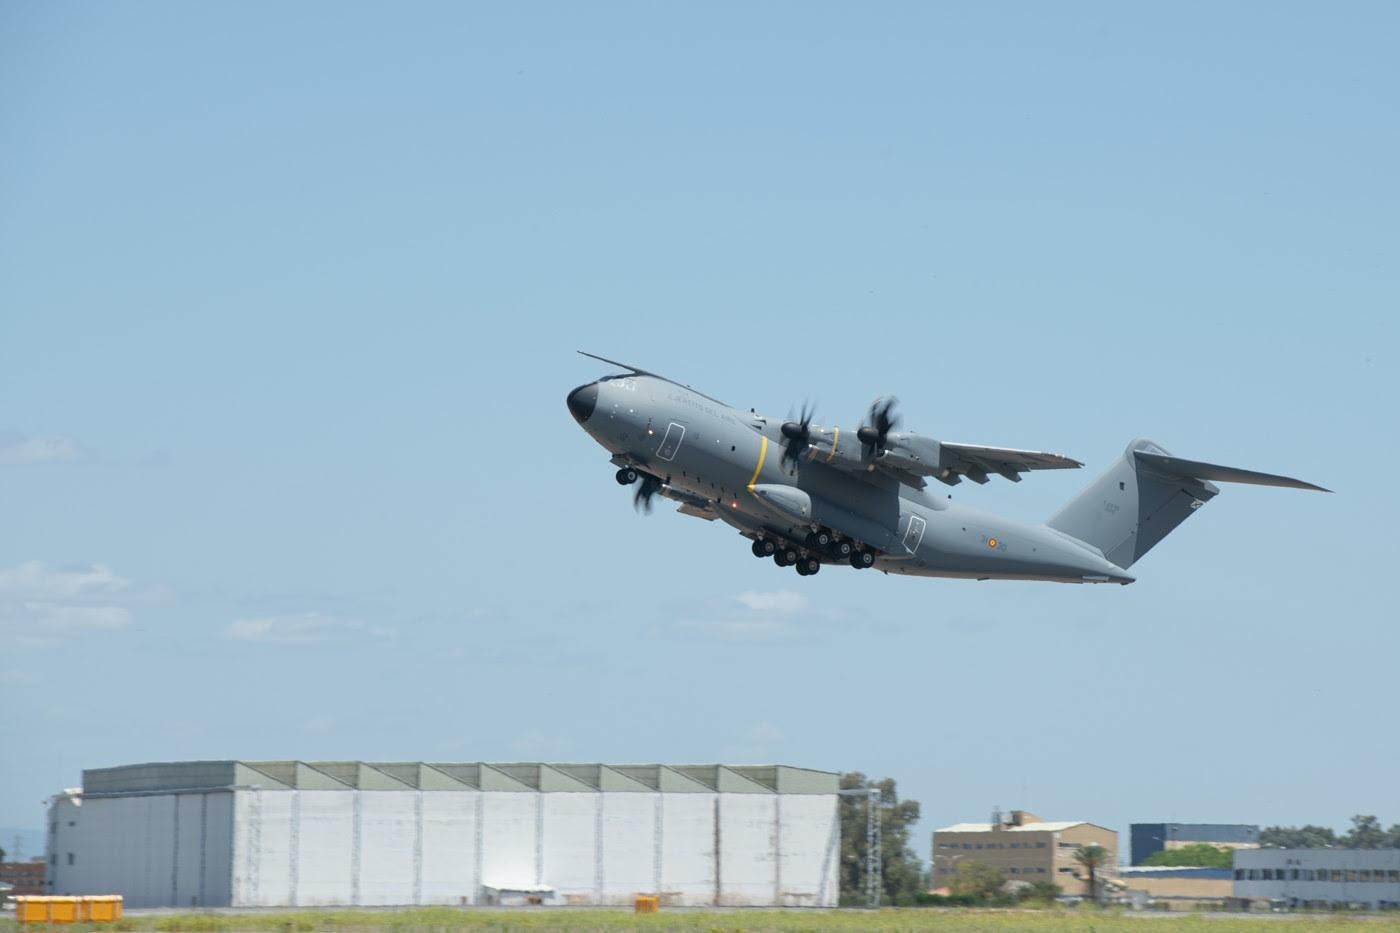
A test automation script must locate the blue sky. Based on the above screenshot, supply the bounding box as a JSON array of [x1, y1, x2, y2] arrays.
[[2, 1, 1397, 857]]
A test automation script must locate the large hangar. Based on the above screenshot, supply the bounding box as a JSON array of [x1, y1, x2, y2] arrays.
[[47, 760, 840, 908]]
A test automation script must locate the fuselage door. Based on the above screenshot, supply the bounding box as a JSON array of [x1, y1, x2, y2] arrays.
[[902, 515, 927, 555], [656, 422, 686, 461]]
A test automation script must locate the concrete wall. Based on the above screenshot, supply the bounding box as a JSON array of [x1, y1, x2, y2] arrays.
[[1119, 873, 1233, 905]]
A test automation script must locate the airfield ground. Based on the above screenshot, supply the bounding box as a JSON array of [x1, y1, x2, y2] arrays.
[[5, 908, 1400, 933]]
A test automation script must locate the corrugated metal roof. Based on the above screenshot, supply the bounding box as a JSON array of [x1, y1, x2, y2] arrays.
[[81, 761, 839, 795], [1120, 866, 1232, 878], [936, 821, 1086, 833]]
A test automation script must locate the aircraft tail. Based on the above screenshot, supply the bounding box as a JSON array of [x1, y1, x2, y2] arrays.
[[1046, 439, 1329, 570]]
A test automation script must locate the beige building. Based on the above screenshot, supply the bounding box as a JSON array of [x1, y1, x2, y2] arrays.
[[1117, 866, 1232, 910], [932, 810, 1117, 897]]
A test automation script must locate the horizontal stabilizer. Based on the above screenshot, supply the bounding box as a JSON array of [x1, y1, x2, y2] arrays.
[[1134, 450, 1331, 493]]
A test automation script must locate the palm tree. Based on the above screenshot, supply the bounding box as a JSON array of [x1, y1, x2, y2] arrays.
[[1073, 844, 1109, 902]]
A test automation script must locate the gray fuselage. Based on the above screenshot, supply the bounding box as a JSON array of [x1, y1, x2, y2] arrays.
[[568, 374, 1134, 584]]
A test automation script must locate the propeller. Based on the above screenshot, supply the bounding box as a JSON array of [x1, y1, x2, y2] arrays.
[[634, 474, 663, 513], [857, 396, 900, 458], [780, 401, 817, 469]]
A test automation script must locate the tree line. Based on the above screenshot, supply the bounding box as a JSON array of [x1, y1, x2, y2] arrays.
[[1261, 815, 1400, 849]]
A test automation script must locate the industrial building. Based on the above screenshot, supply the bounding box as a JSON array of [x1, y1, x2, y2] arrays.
[[1233, 848, 1400, 911], [1118, 866, 1232, 909], [931, 809, 1117, 897], [46, 761, 840, 908], [0, 858, 48, 896], [1129, 823, 1258, 865]]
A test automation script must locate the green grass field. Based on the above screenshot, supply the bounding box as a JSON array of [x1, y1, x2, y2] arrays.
[[6, 908, 1400, 933]]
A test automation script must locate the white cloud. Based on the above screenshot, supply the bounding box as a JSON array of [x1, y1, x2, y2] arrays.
[[0, 561, 134, 643], [0, 434, 82, 465], [225, 612, 390, 645], [0, 562, 128, 600], [678, 590, 813, 641], [721, 721, 785, 763], [736, 590, 808, 613], [748, 721, 783, 744], [23, 604, 130, 629]]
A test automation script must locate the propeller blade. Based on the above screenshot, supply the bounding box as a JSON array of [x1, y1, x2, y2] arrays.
[[780, 400, 815, 468], [633, 474, 662, 513], [858, 396, 900, 457]]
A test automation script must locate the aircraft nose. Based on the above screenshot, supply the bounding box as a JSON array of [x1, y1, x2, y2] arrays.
[[566, 382, 599, 424]]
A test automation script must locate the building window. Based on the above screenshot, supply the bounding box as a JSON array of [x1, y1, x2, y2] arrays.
[[66, 853, 74, 866], [1347, 870, 1359, 882], [1058, 867, 1072, 874], [1235, 869, 1244, 880], [1291, 869, 1300, 880], [1036, 842, 1047, 848], [1331, 870, 1343, 882], [1390, 871, 1400, 882], [1361, 871, 1372, 882]]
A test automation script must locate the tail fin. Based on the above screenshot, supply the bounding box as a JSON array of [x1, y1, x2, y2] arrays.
[[1047, 439, 1329, 569]]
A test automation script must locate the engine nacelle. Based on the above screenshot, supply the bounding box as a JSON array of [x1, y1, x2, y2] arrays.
[[875, 434, 943, 473]]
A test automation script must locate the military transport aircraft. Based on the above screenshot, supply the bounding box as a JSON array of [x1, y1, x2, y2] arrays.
[[566, 352, 1328, 584]]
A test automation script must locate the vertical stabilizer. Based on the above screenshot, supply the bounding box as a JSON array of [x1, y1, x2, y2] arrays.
[[1047, 439, 1327, 570], [1047, 440, 1219, 569]]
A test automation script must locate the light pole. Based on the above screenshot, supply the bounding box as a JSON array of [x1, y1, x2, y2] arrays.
[[839, 786, 882, 908]]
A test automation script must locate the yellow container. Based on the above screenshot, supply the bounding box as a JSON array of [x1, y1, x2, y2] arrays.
[[80, 895, 124, 922], [17, 896, 80, 924], [634, 894, 659, 913], [50, 896, 81, 923], [15, 897, 50, 924]]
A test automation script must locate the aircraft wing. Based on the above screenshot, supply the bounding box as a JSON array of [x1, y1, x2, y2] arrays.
[[910, 441, 1083, 486]]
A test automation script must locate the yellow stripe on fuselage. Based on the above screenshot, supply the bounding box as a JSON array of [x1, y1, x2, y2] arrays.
[[827, 426, 840, 462], [747, 435, 768, 491]]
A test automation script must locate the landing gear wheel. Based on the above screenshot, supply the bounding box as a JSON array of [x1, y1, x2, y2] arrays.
[[615, 467, 638, 485], [797, 557, 821, 576], [814, 530, 832, 548], [774, 548, 798, 568], [751, 538, 775, 558], [829, 539, 853, 559], [850, 549, 875, 569]]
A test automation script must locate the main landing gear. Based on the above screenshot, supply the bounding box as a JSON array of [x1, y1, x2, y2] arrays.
[[751, 534, 874, 575], [615, 467, 638, 485]]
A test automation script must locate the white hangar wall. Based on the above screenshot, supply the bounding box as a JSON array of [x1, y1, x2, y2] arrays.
[[48, 762, 840, 909]]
